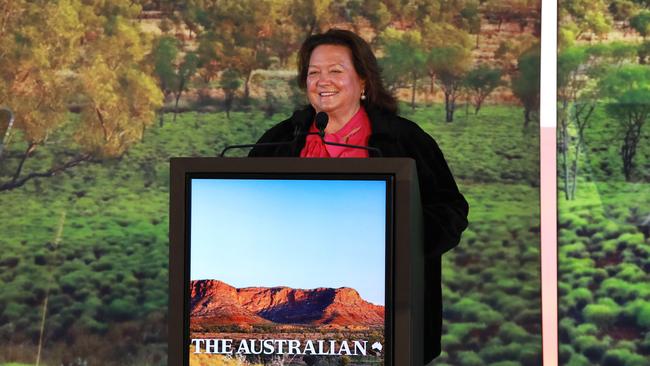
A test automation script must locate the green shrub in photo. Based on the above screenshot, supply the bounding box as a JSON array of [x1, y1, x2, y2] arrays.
[[457, 351, 485, 366], [601, 349, 648, 366], [582, 300, 621, 329]]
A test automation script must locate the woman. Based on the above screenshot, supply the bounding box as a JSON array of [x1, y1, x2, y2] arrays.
[[250, 29, 469, 364]]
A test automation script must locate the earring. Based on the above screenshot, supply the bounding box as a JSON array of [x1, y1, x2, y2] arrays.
[[361, 90, 366, 100]]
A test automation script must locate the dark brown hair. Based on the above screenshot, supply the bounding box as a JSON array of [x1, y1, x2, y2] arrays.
[[297, 29, 398, 114]]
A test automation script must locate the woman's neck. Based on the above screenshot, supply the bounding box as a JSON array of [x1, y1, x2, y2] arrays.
[[323, 104, 360, 134]]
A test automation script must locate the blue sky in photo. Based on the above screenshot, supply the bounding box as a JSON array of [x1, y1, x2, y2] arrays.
[[190, 178, 386, 305]]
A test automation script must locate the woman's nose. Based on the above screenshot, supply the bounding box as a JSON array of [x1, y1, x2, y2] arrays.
[[317, 72, 332, 84]]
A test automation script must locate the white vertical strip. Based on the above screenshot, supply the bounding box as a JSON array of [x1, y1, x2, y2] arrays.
[[540, 1, 558, 366], [540, 0, 557, 128]]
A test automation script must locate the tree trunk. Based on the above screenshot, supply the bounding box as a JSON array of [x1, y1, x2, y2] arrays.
[[570, 102, 595, 199], [622, 140, 633, 181], [621, 115, 643, 181], [36, 210, 66, 366], [225, 92, 233, 119], [173, 92, 181, 122], [428, 74, 436, 106], [570, 142, 580, 200], [0, 107, 15, 160], [474, 95, 483, 115], [445, 92, 455, 122], [524, 107, 531, 127], [12, 142, 37, 183], [562, 128, 570, 200], [243, 71, 253, 104], [411, 73, 417, 110], [173, 77, 187, 123], [560, 100, 570, 200]]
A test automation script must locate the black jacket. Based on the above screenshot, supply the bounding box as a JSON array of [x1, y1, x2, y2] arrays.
[[249, 106, 469, 363]]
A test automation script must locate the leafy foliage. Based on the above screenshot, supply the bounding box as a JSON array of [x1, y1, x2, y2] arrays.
[[463, 65, 504, 115], [0, 0, 163, 191], [599, 65, 650, 181], [510, 44, 540, 126]]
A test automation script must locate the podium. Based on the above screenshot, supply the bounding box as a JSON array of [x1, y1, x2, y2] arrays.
[[169, 158, 424, 365]]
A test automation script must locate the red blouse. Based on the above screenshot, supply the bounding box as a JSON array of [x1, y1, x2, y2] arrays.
[[300, 107, 372, 158]]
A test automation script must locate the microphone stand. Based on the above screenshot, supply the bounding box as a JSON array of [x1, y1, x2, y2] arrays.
[[221, 110, 383, 157], [220, 127, 318, 157], [220, 141, 295, 157], [318, 136, 383, 157]]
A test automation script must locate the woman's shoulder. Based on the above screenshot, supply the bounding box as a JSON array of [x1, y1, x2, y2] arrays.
[[256, 118, 294, 143], [257, 107, 314, 143], [368, 108, 434, 141]]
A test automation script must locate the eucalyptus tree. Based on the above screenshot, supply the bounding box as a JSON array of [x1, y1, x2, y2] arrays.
[[419, 20, 473, 122], [463, 65, 504, 115], [0, 0, 162, 191], [511, 45, 540, 127], [378, 28, 427, 109], [192, 0, 285, 103], [557, 46, 590, 200], [600, 64, 650, 181]]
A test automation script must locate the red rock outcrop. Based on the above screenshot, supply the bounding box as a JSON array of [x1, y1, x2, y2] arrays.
[[190, 280, 384, 327], [190, 280, 270, 326]]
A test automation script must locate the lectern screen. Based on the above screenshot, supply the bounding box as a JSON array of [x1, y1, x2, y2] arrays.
[[188, 177, 389, 365]]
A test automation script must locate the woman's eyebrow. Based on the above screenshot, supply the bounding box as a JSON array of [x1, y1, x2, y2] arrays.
[[308, 62, 345, 68]]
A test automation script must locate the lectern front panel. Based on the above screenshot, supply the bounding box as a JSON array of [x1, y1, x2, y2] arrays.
[[187, 176, 390, 365]]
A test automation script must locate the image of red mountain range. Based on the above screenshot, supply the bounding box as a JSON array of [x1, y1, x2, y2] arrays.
[[190, 279, 384, 327]]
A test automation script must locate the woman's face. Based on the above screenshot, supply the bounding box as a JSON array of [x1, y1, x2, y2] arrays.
[[306, 44, 364, 117]]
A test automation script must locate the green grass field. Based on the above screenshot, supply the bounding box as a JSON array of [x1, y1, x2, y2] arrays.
[[0, 104, 541, 365], [557, 103, 650, 366]]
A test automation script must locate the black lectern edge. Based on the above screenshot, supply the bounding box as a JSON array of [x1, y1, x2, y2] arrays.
[[169, 157, 423, 366]]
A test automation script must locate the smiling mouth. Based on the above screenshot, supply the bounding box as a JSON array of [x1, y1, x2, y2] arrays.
[[319, 91, 338, 97]]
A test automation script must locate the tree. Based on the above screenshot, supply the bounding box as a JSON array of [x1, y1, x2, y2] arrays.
[[0, 0, 162, 191], [639, 40, 650, 64], [557, 46, 590, 200], [429, 46, 472, 122], [348, 0, 392, 33], [511, 44, 540, 126], [418, 20, 472, 121], [494, 34, 539, 75], [460, 0, 482, 48], [484, 0, 540, 31], [608, 0, 639, 21], [630, 10, 650, 39], [172, 52, 198, 122], [196, 34, 223, 84], [193, 0, 281, 103], [152, 36, 179, 126], [555, 42, 636, 198], [291, 0, 335, 35], [463, 65, 503, 115], [559, 0, 612, 40], [378, 28, 427, 109], [220, 69, 241, 119], [599, 64, 650, 181]]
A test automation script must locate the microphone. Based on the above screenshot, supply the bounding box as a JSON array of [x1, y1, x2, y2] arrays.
[[314, 112, 382, 157]]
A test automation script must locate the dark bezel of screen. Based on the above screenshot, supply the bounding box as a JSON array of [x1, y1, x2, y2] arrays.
[[184, 172, 395, 365], [170, 157, 423, 366]]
